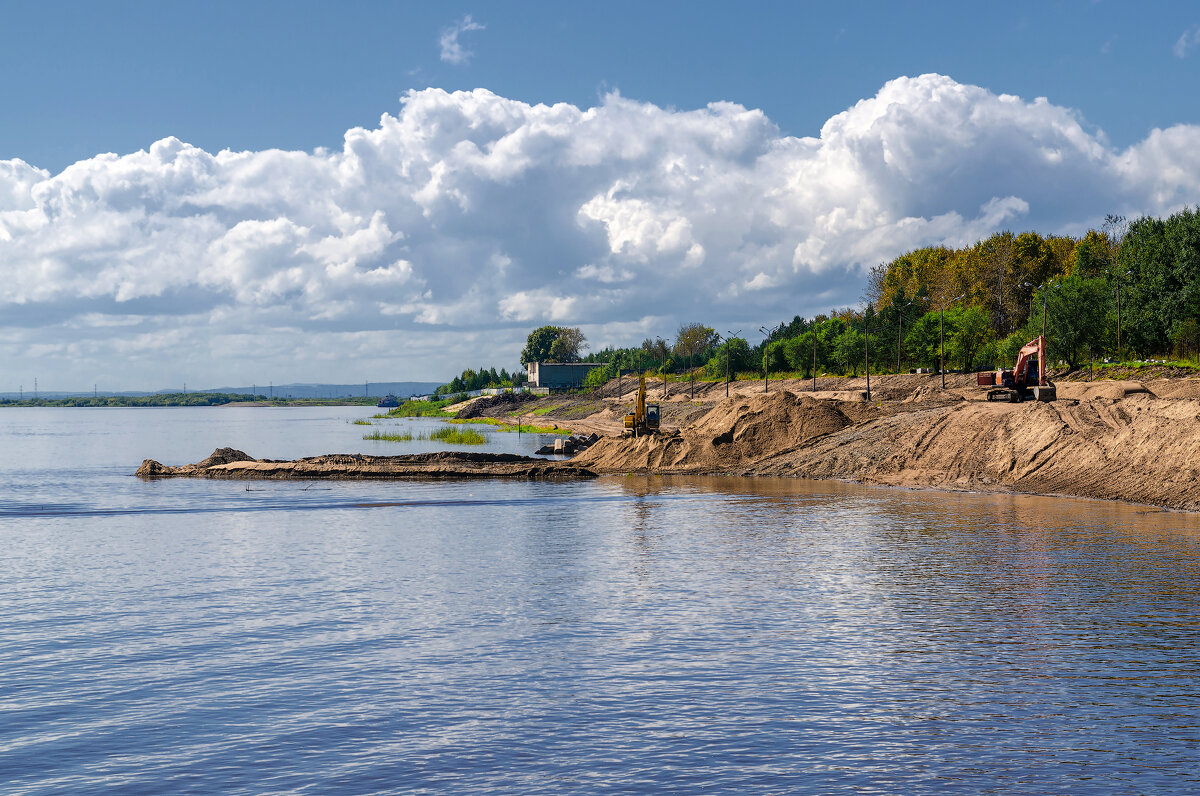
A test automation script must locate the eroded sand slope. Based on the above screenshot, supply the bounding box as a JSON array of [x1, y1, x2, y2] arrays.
[[573, 390, 1200, 510]]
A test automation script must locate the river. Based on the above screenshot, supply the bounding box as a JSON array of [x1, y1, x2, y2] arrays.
[[1, 406, 1198, 794]]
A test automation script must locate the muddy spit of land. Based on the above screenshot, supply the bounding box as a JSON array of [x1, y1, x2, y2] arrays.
[[137, 448, 596, 481]]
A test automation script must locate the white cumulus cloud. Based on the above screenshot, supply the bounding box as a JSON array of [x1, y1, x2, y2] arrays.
[[3, 73, 1200, 387]]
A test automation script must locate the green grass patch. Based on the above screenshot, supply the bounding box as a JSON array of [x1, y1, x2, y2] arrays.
[[448, 417, 565, 434], [351, 418, 372, 426], [362, 426, 486, 444], [428, 426, 487, 444], [363, 430, 414, 441], [532, 405, 558, 416], [381, 398, 456, 417]]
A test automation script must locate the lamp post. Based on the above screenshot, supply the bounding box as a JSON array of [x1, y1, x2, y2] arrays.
[[940, 293, 967, 389], [1113, 270, 1129, 359], [812, 330, 818, 393], [725, 330, 742, 399], [759, 326, 771, 393], [864, 318, 871, 401], [895, 299, 916, 373]]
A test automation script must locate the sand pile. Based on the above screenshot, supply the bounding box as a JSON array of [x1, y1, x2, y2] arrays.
[[574, 392, 856, 473], [753, 395, 1200, 510], [575, 387, 1200, 510], [1055, 380, 1152, 401], [456, 391, 538, 418], [1143, 379, 1200, 400]]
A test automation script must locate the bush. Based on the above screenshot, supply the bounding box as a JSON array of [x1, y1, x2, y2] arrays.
[[584, 363, 616, 387]]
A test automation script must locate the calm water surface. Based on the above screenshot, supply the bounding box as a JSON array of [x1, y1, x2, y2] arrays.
[[1, 407, 1198, 794]]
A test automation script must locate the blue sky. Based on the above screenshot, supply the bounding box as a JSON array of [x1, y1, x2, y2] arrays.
[[2, 1, 1200, 389], [6, 1, 1198, 171]]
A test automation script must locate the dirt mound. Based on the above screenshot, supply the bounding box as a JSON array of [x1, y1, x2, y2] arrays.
[[752, 395, 1200, 511], [903, 381, 967, 403], [1055, 380, 1153, 401], [455, 392, 538, 418], [1143, 379, 1200, 400], [575, 391, 855, 473], [195, 447, 255, 468]]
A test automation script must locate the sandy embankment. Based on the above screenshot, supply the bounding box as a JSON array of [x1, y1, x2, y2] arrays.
[[137, 447, 596, 481], [139, 375, 1200, 510], [570, 380, 1200, 511]]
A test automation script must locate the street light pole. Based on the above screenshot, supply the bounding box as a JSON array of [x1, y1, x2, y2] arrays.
[[895, 298, 915, 373], [812, 331, 818, 393], [864, 320, 871, 401], [1116, 280, 1122, 357], [725, 330, 741, 400], [940, 294, 967, 390], [940, 307, 945, 389], [759, 326, 771, 393]]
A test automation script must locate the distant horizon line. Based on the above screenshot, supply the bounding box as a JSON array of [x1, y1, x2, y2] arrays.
[[0, 379, 446, 400]]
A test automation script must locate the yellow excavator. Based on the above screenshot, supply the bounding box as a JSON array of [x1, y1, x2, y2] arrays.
[[623, 373, 661, 437]]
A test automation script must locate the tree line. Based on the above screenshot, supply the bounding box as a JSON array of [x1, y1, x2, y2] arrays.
[[435, 206, 1200, 394]]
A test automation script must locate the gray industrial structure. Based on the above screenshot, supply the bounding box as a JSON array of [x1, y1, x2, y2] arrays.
[[525, 362, 604, 390]]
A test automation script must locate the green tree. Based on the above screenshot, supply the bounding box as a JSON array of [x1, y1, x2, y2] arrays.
[[707, 337, 752, 379], [904, 312, 946, 369], [1033, 275, 1111, 369], [521, 326, 561, 364], [783, 332, 816, 377], [674, 322, 718, 397], [1119, 208, 1200, 355], [520, 325, 587, 364], [946, 306, 991, 371], [997, 331, 1029, 368], [584, 363, 617, 387], [1171, 319, 1200, 362], [673, 323, 719, 369], [833, 327, 865, 376]]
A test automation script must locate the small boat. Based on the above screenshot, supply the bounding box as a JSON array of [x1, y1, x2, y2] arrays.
[[376, 394, 400, 408]]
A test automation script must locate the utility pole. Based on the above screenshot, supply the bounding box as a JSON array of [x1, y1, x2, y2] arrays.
[[759, 326, 771, 393], [864, 321, 871, 401], [812, 333, 818, 392], [725, 329, 742, 399], [940, 294, 967, 390], [1116, 281, 1122, 358], [34, 378, 37, 399], [895, 299, 915, 373], [940, 308, 945, 390], [365, 381, 369, 398]]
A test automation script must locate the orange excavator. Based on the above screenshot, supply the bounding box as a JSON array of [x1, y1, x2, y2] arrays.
[[978, 335, 1056, 402], [623, 373, 661, 437]]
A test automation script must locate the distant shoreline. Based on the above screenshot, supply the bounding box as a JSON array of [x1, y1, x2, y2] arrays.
[[0, 395, 380, 408]]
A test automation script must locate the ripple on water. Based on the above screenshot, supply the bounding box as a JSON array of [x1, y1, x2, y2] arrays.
[[1, 409, 1199, 794]]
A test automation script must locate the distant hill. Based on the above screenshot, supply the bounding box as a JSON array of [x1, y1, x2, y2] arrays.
[[0, 381, 444, 401], [201, 382, 445, 400]]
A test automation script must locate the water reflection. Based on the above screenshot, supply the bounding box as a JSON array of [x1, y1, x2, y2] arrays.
[[2, 410, 1199, 793]]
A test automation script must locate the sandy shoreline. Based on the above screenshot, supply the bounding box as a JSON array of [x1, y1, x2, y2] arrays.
[[138, 373, 1200, 512]]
